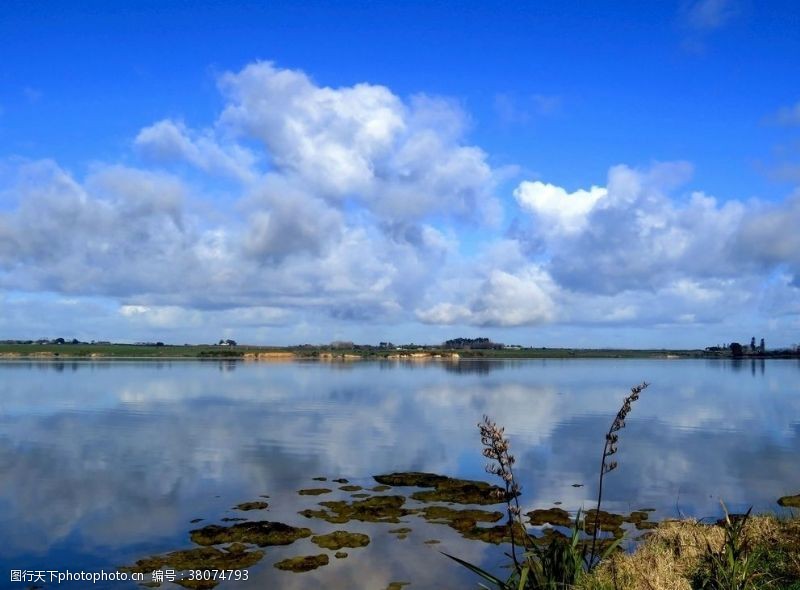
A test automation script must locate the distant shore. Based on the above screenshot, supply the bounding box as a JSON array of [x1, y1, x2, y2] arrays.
[[1, 343, 798, 360]]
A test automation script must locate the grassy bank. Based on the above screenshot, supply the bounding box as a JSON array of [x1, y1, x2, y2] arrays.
[[578, 514, 800, 590]]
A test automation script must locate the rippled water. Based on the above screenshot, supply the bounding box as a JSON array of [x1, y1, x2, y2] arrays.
[[1, 358, 799, 589]]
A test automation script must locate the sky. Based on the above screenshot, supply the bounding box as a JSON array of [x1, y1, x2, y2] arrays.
[[0, 0, 799, 347]]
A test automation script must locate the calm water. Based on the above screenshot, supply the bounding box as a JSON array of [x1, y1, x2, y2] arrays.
[[1, 358, 799, 589]]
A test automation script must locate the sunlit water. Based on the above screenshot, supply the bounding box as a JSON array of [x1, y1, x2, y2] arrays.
[[1, 358, 799, 589]]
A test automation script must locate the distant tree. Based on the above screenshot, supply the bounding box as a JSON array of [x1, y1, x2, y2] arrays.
[[730, 342, 744, 357], [54, 337, 65, 344], [225, 339, 237, 346], [156, 342, 164, 347]]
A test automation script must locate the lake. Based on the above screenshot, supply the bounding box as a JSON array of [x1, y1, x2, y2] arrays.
[[1, 358, 799, 589]]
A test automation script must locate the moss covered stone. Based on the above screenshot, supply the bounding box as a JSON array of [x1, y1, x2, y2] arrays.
[[234, 501, 268, 511], [190, 521, 311, 547], [373, 472, 505, 505], [122, 545, 264, 575], [528, 507, 573, 527], [584, 509, 625, 535], [273, 554, 329, 572], [778, 494, 800, 508], [339, 485, 363, 492], [299, 495, 411, 524], [310, 530, 371, 550], [298, 488, 332, 496]]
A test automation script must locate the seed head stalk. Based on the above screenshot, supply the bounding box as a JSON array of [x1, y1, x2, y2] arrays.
[[588, 381, 649, 567], [479, 415, 526, 570]]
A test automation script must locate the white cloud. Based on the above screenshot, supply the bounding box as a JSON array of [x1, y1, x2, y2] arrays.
[[217, 61, 500, 223], [3, 61, 800, 341], [514, 180, 607, 235], [135, 119, 258, 183]]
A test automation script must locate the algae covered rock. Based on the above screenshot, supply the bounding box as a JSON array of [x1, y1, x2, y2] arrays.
[[373, 472, 506, 505], [778, 494, 800, 508], [274, 554, 329, 572], [299, 495, 411, 524], [190, 521, 311, 547], [234, 501, 268, 511], [298, 488, 332, 496], [311, 530, 371, 550], [122, 545, 264, 575], [528, 507, 573, 527]]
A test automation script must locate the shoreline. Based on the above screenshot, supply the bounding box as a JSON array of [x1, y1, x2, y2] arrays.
[[0, 348, 797, 361]]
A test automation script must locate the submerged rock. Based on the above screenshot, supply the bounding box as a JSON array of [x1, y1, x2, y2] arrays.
[[339, 485, 363, 492], [373, 472, 505, 505], [528, 507, 573, 527], [310, 530, 371, 550], [299, 495, 411, 524], [122, 545, 264, 576], [298, 488, 332, 496], [421, 506, 503, 527], [584, 509, 625, 537], [190, 521, 311, 547], [778, 494, 800, 508], [334, 551, 348, 559], [374, 472, 449, 487], [274, 554, 329, 572], [234, 501, 268, 511], [388, 526, 412, 539]]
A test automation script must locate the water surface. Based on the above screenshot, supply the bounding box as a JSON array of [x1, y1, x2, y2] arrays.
[[1, 358, 799, 589]]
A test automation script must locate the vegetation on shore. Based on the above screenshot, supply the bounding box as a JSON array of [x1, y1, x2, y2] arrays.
[[578, 513, 800, 590], [3, 342, 792, 360]]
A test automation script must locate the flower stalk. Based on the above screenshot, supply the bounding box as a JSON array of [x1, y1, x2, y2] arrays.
[[588, 381, 649, 566]]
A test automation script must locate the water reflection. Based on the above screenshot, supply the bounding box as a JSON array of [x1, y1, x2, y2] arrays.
[[0, 359, 799, 589]]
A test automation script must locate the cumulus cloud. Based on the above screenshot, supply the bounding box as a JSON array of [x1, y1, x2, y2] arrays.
[[2, 60, 800, 340], [135, 119, 258, 182], [518, 162, 745, 294], [417, 266, 557, 327], [514, 181, 606, 235], [218, 61, 500, 223]]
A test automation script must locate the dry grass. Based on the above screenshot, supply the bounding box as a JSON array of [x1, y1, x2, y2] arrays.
[[578, 515, 795, 590]]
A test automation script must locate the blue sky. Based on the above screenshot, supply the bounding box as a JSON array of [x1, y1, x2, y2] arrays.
[[1, 0, 799, 347]]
